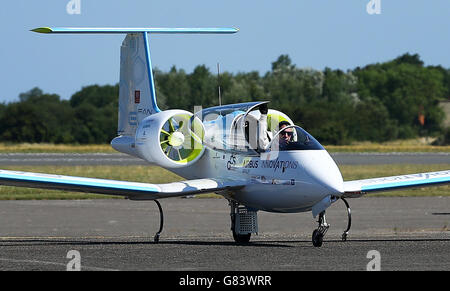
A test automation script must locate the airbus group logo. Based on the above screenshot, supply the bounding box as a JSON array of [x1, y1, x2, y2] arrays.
[[367, 0, 381, 15]]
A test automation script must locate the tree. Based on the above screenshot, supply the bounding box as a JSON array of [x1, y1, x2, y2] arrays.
[[0, 102, 6, 121], [322, 68, 358, 104], [155, 66, 190, 110], [187, 65, 216, 109], [69, 85, 119, 143], [0, 88, 74, 143], [1, 52, 448, 145], [354, 54, 446, 139], [393, 53, 424, 66], [70, 84, 118, 108], [271, 55, 295, 72]]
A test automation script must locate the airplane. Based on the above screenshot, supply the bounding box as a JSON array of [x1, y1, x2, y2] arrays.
[[0, 26, 449, 247]]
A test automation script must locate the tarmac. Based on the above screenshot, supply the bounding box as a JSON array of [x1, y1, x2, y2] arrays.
[[0, 152, 449, 166], [0, 152, 449, 271], [0, 197, 449, 271]]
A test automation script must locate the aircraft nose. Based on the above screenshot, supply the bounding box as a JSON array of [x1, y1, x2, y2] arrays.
[[298, 150, 344, 195]]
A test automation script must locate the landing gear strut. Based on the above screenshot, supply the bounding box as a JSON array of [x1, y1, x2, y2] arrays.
[[153, 200, 164, 243], [312, 211, 329, 247], [311, 197, 352, 247], [341, 197, 352, 242]]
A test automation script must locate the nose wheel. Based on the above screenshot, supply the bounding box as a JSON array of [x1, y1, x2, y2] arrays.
[[312, 211, 329, 247], [312, 229, 323, 247]]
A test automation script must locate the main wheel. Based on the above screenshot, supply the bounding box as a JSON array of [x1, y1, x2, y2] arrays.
[[312, 229, 323, 247], [233, 231, 251, 244]]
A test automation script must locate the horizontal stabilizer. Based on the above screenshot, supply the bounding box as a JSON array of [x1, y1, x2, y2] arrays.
[[31, 27, 239, 34]]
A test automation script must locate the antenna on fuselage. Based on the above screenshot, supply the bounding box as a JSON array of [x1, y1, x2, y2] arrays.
[[217, 62, 222, 106]]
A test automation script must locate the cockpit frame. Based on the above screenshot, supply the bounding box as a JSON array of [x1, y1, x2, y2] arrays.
[[193, 101, 311, 156], [268, 125, 324, 152]]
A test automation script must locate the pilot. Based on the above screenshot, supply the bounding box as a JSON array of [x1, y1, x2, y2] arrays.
[[278, 121, 294, 150], [257, 105, 293, 151]]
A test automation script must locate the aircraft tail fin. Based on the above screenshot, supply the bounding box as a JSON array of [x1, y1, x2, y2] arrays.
[[32, 27, 239, 136], [118, 32, 158, 136]]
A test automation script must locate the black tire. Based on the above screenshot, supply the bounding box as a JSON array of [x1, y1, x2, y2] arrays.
[[233, 231, 251, 244], [231, 213, 251, 244], [312, 229, 323, 247]]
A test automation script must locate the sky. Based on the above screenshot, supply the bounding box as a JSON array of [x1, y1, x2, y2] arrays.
[[0, 0, 449, 102]]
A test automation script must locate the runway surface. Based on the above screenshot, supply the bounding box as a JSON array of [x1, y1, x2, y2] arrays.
[[0, 152, 449, 166], [0, 197, 449, 271]]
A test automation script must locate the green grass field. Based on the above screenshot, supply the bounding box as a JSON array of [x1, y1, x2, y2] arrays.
[[0, 143, 115, 153], [0, 164, 448, 199], [0, 139, 449, 153], [325, 137, 450, 152]]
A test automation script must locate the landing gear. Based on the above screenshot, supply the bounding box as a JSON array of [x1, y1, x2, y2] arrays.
[[312, 229, 323, 247], [309, 196, 353, 247], [310, 197, 352, 247], [153, 200, 164, 243], [341, 197, 352, 242], [229, 200, 258, 244], [312, 211, 329, 247]]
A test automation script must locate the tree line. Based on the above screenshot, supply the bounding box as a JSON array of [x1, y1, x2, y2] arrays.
[[0, 53, 449, 145]]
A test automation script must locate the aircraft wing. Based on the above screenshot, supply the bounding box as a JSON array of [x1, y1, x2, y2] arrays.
[[343, 169, 450, 198], [0, 169, 247, 200]]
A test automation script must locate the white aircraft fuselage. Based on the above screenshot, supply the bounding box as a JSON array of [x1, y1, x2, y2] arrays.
[[171, 148, 344, 213]]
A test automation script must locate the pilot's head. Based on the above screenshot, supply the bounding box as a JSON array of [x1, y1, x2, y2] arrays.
[[279, 121, 293, 143]]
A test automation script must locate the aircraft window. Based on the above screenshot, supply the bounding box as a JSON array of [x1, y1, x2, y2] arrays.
[[269, 126, 324, 151]]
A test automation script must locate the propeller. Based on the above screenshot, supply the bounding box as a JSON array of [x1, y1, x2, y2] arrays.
[[159, 113, 204, 165]]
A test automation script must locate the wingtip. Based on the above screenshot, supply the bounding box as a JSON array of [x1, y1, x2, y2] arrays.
[[31, 27, 53, 34]]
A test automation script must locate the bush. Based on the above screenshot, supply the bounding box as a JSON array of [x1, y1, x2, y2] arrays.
[[432, 128, 450, 145]]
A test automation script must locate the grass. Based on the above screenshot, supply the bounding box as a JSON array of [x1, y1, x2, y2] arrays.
[[0, 164, 448, 200], [326, 144, 450, 153], [0, 143, 115, 153], [0, 138, 449, 153], [325, 137, 450, 153]]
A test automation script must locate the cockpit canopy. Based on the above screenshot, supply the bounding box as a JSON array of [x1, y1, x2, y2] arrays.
[[268, 125, 323, 152], [194, 101, 323, 155]]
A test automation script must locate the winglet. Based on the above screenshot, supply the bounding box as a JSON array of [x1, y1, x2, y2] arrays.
[[31, 27, 53, 34]]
